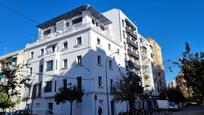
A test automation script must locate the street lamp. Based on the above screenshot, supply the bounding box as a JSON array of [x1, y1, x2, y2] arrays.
[[105, 51, 119, 115], [94, 94, 97, 115]]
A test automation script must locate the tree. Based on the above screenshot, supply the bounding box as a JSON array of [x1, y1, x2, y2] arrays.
[[54, 84, 84, 115], [158, 89, 167, 100], [0, 61, 28, 113], [0, 86, 15, 112], [113, 72, 143, 115], [170, 42, 204, 102], [166, 87, 186, 103]]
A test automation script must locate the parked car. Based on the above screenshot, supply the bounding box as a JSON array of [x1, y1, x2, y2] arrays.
[[168, 102, 179, 110]]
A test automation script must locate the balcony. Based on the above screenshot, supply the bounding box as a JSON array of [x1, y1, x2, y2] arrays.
[[144, 80, 152, 88], [127, 38, 138, 49], [127, 49, 139, 59], [125, 19, 136, 30], [141, 52, 148, 60], [128, 60, 140, 70], [126, 27, 137, 39]]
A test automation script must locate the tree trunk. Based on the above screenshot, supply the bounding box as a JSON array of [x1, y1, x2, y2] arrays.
[[70, 102, 73, 115], [129, 101, 135, 115], [3, 108, 5, 115]]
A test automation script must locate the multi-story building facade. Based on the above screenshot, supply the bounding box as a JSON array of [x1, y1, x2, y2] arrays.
[[24, 5, 130, 115], [103, 8, 141, 78], [147, 38, 166, 91], [139, 35, 155, 94], [0, 49, 25, 111], [0, 5, 166, 115], [140, 36, 166, 96]]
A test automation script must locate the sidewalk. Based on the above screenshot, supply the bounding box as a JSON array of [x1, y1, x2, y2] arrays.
[[168, 105, 204, 115]]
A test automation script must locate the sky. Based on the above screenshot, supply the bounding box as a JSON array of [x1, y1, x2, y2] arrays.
[[0, 0, 203, 84]]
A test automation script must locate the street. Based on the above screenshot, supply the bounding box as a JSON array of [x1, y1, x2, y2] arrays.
[[169, 105, 204, 115]]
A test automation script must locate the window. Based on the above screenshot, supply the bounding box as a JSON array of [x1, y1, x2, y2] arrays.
[[98, 76, 102, 87], [122, 20, 125, 28], [46, 60, 53, 71], [53, 26, 56, 32], [72, 17, 82, 25], [63, 42, 68, 49], [97, 38, 101, 45], [110, 79, 113, 87], [40, 49, 44, 56], [117, 49, 120, 54], [54, 80, 57, 92], [46, 45, 56, 54], [76, 37, 82, 45], [43, 29, 51, 35], [37, 82, 42, 97], [39, 64, 44, 73], [108, 44, 111, 50], [123, 30, 125, 38], [32, 83, 37, 99], [92, 19, 95, 24], [150, 45, 153, 49], [29, 67, 33, 75], [96, 22, 99, 27], [125, 53, 127, 59], [63, 59, 68, 68], [109, 60, 113, 69], [52, 46, 56, 52], [151, 53, 154, 58], [77, 55, 82, 65], [97, 55, 102, 65], [44, 80, 52, 92], [63, 79, 67, 88], [30, 51, 34, 59], [66, 21, 69, 27], [124, 42, 126, 50], [77, 77, 82, 90]]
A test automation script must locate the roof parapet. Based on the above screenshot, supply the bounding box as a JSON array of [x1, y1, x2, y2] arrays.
[[37, 5, 112, 29]]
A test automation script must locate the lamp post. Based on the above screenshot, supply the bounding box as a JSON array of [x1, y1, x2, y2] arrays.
[[105, 52, 119, 115], [94, 94, 97, 115]]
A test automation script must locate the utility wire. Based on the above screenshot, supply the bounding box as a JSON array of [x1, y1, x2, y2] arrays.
[[0, 2, 38, 24]]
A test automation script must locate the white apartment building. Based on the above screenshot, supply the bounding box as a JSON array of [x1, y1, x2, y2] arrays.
[[22, 5, 141, 115], [0, 5, 165, 115]]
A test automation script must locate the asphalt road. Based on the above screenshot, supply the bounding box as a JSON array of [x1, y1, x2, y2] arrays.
[[169, 105, 204, 115]]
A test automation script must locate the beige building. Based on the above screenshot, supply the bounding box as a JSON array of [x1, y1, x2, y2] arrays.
[[0, 49, 25, 110], [147, 37, 166, 90], [147, 38, 164, 69]]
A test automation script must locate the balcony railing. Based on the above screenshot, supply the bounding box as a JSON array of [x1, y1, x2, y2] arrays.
[[128, 60, 140, 70], [126, 27, 137, 39], [127, 49, 139, 59], [127, 38, 138, 49], [125, 19, 136, 30]]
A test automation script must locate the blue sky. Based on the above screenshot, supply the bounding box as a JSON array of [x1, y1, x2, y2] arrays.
[[0, 0, 203, 84]]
